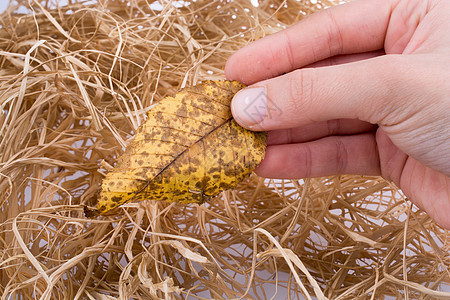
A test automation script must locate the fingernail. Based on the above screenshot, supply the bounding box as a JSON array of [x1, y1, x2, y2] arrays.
[[231, 86, 267, 128]]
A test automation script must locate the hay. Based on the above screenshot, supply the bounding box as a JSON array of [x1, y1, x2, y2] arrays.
[[0, 0, 448, 299]]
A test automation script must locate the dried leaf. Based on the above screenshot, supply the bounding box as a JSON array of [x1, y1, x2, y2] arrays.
[[91, 80, 267, 215]]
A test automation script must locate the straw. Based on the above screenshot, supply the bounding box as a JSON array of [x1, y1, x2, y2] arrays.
[[0, 0, 448, 299]]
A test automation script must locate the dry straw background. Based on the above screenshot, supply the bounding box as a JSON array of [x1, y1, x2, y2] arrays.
[[0, 0, 448, 299]]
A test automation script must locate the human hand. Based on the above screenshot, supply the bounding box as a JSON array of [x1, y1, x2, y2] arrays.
[[225, 0, 450, 229]]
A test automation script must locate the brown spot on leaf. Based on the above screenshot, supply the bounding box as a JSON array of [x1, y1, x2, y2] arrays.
[[111, 196, 122, 202]]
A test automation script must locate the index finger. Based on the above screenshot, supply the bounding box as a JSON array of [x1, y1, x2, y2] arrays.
[[225, 0, 392, 84]]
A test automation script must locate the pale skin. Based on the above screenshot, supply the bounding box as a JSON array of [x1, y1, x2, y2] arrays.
[[225, 0, 450, 229]]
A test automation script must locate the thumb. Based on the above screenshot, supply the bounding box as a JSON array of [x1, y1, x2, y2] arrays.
[[231, 55, 407, 131]]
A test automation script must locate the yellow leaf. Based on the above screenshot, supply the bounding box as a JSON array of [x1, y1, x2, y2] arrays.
[[90, 80, 267, 216]]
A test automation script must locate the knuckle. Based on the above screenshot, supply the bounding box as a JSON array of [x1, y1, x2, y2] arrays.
[[363, 55, 413, 124], [286, 69, 317, 118], [282, 30, 296, 70], [323, 9, 344, 56], [333, 137, 348, 174], [298, 143, 312, 178]]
